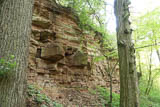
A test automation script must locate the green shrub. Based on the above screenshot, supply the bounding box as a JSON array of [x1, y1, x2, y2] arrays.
[[139, 78, 160, 107], [97, 87, 120, 107], [0, 55, 16, 77], [41, 104, 48, 107], [53, 102, 63, 107], [27, 84, 63, 107], [89, 86, 120, 107]]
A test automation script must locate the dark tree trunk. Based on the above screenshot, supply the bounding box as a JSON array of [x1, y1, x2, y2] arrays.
[[0, 0, 33, 107], [114, 0, 140, 107]]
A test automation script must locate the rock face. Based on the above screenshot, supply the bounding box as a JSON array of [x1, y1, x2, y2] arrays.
[[28, 0, 119, 106]]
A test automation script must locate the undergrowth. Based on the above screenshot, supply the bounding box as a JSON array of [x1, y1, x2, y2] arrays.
[[89, 86, 120, 107], [0, 55, 16, 77], [91, 83, 160, 107], [139, 79, 160, 107], [27, 84, 63, 107]]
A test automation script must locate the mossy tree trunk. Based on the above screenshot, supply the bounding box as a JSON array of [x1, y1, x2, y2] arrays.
[[0, 0, 33, 107], [114, 0, 140, 107]]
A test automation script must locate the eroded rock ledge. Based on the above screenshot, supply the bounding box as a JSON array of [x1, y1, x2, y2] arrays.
[[28, 0, 119, 106]]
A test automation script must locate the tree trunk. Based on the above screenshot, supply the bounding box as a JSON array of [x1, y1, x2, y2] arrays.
[[137, 52, 142, 81], [145, 48, 153, 95], [109, 74, 113, 107], [155, 40, 160, 62], [114, 0, 139, 107], [0, 0, 33, 107], [156, 50, 160, 62]]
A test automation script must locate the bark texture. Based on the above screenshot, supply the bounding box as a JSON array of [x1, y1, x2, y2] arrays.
[[114, 0, 139, 107], [0, 0, 33, 107]]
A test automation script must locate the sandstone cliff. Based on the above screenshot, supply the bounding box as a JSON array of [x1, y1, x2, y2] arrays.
[[27, 0, 119, 106]]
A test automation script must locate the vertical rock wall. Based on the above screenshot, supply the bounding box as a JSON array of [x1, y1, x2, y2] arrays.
[[28, 0, 119, 105], [28, 0, 108, 88]]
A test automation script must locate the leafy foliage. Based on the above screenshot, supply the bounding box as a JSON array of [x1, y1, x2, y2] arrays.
[[27, 84, 63, 107], [133, 7, 160, 107], [96, 87, 120, 107], [133, 7, 160, 50], [139, 77, 160, 107], [56, 0, 115, 42], [55, 0, 118, 62], [57, 0, 106, 28], [53, 102, 63, 107], [0, 55, 16, 77], [89, 86, 120, 107]]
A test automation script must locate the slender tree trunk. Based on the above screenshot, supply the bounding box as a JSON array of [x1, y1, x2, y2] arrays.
[[0, 0, 33, 107], [156, 50, 160, 62], [106, 60, 112, 107], [108, 61, 118, 107], [155, 40, 160, 62], [147, 79, 153, 95], [137, 52, 142, 73], [145, 48, 153, 95], [109, 74, 113, 107], [137, 52, 142, 81], [114, 0, 139, 107], [105, 58, 118, 107]]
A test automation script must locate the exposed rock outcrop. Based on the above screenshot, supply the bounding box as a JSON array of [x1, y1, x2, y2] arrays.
[[28, 0, 119, 106]]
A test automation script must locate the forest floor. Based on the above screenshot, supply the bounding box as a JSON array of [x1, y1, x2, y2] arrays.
[[26, 84, 120, 107]]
